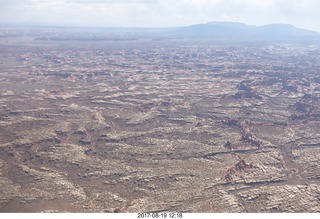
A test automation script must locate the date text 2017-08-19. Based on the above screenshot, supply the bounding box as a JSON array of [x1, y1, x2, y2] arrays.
[[137, 212, 183, 218]]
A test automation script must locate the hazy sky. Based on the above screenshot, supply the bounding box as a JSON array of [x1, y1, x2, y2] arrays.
[[1, 0, 320, 31]]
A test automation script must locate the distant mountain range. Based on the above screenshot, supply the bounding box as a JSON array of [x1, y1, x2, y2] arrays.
[[169, 21, 320, 41], [13, 21, 319, 43]]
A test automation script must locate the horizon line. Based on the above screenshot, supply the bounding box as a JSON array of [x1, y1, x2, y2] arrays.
[[0, 21, 319, 33]]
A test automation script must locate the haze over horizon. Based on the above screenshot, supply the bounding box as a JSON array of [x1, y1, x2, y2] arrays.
[[1, 0, 320, 32]]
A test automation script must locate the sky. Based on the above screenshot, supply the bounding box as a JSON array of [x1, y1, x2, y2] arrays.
[[1, 0, 320, 32]]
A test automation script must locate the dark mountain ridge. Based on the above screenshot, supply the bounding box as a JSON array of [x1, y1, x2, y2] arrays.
[[173, 21, 320, 41]]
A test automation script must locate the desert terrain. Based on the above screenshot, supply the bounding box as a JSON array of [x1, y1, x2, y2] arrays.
[[0, 27, 320, 212]]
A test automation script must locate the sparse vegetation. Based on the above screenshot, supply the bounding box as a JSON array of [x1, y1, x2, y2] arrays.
[[1, 27, 320, 213]]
